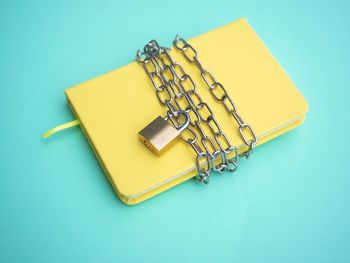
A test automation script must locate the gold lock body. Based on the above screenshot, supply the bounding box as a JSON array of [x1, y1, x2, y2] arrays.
[[138, 116, 182, 155]]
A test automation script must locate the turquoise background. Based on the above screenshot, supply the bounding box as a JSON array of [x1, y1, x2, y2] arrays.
[[1, 0, 349, 262]]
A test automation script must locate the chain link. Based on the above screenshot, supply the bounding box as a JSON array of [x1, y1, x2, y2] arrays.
[[173, 35, 258, 158]]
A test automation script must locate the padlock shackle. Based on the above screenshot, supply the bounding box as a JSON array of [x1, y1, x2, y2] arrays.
[[165, 110, 190, 133]]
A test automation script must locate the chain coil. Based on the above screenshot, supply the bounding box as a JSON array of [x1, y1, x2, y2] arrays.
[[136, 39, 241, 183], [173, 35, 258, 157]]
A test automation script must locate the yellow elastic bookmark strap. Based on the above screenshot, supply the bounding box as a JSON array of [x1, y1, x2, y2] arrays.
[[43, 119, 81, 138]]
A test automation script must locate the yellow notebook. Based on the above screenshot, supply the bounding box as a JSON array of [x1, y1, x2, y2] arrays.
[[64, 18, 308, 205]]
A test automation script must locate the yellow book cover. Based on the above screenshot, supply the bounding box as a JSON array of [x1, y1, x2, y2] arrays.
[[64, 18, 308, 205]]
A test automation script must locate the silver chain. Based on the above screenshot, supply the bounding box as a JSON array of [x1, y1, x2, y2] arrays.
[[136, 40, 239, 184], [173, 35, 258, 157]]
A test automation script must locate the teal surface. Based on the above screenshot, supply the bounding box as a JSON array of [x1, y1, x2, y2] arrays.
[[1, 0, 349, 262]]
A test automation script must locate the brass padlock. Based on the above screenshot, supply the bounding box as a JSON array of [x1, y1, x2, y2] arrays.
[[139, 111, 190, 155]]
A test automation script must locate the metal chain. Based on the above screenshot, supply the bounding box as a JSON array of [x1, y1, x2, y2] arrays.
[[162, 51, 238, 173], [136, 40, 239, 183], [156, 43, 239, 173], [136, 41, 211, 184], [173, 35, 258, 158]]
